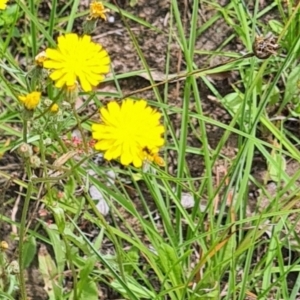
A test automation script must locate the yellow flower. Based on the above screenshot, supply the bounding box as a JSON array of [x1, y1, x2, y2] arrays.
[[18, 91, 41, 110], [0, 0, 8, 10], [0, 241, 8, 251], [92, 99, 165, 168], [50, 103, 59, 113], [43, 33, 110, 92], [88, 1, 109, 21]]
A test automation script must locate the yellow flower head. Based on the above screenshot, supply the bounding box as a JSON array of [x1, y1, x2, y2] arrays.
[[43, 33, 110, 92], [18, 91, 41, 110], [50, 103, 59, 113], [88, 1, 109, 21], [0, 0, 8, 10], [92, 99, 165, 168]]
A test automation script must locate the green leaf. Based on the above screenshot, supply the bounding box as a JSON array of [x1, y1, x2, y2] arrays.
[[110, 279, 156, 299], [64, 226, 90, 253], [65, 176, 76, 198], [157, 243, 182, 287], [268, 149, 286, 182], [124, 247, 139, 276], [283, 64, 300, 105], [51, 206, 66, 233], [222, 232, 236, 273], [79, 256, 97, 280], [129, 0, 138, 7], [221, 92, 245, 115], [77, 256, 97, 298], [41, 222, 66, 277], [80, 280, 98, 300], [38, 245, 60, 300], [268, 20, 284, 35], [220, 92, 251, 127], [22, 235, 36, 268], [0, 291, 15, 300], [199, 286, 220, 299], [262, 84, 280, 105], [0, 5, 20, 26]]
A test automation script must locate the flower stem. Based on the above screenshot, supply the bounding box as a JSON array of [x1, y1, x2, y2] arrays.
[[23, 119, 28, 143], [18, 160, 33, 299], [72, 104, 88, 153]]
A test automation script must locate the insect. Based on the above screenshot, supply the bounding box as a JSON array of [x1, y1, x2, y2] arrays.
[[142, 147, 165, 167]]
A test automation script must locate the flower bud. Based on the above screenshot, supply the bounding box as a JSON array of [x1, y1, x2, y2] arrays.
[[30, 155, 41, 168], [9, 260, 19, 275], [44, 138, 52, 145], [0, 241, 8, 252], [65, 84, 78, 104], [18, 143, 33, 158]]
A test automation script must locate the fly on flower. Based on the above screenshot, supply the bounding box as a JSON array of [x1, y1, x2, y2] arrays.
[[142, 147, 165, 167]]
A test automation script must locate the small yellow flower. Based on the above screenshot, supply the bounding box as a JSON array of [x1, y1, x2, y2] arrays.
[[0, 241, 8, 251], [92, 99, 165, 168], [18, 91, 41, 110], [50, 103, 59, 113], [43, 33, 110, 92], [88, 1, 109, 21], [0, 0, 8, 10]]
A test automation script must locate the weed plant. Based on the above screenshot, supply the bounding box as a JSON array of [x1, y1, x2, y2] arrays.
[[0, 0, 300, 299]]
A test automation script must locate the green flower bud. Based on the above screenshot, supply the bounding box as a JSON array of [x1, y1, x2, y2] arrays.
[[30, 155, 41, 168], [18, 143, 33, 158]]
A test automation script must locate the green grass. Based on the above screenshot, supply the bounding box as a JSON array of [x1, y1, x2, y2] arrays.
[[0, 0, 300, 299]]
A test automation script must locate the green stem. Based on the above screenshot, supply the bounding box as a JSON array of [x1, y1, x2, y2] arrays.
[[23, 119, 28, 143], [62, 232, 78, 300], [29, 0, 37, 56], [18, 161, 33, 299], [72, 105, 88, 153]]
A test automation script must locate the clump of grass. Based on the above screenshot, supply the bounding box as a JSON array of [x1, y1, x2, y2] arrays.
[[0, 0, 300, 299]]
